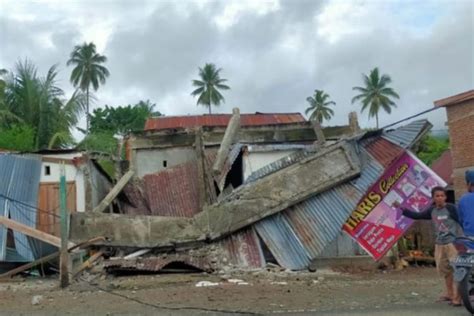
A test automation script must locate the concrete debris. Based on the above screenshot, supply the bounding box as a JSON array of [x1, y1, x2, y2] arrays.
[[195, 281, 219, 287], [31, 295, 43, 306]]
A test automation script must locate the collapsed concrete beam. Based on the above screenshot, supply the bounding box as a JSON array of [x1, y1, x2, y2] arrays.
[[212, 108, 240, 176], [70, 141, 360, 248]]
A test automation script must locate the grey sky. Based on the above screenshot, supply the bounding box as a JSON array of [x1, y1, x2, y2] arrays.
[[1, 0, 473, 136]]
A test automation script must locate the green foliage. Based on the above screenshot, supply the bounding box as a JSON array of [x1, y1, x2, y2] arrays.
[[352, 67, 400, 128], [2, 60, 85, 150], [77, 132, 118, 156], [305, 90, 335, 124], [191, 63, 230, 114], [90, 100, 159, 136], [417, 134, 450, 166], [0, 124, 36, 151]]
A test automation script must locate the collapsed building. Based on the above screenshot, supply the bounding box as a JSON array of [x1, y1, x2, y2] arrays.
[[69, 111, 432, 272]]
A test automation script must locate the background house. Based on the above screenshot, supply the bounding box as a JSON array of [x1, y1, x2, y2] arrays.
[[435, 90, 474, 199]]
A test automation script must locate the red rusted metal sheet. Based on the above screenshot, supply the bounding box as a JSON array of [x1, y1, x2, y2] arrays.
[[144, 113, 306, 131], [365, 138, 404, 167], [143, 162, 201, 217], [431, 149, 453, 185], [219, 228, 265, 269]]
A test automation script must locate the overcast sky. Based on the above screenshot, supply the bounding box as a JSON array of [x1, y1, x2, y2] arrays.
[[1, 0, 473, 136]]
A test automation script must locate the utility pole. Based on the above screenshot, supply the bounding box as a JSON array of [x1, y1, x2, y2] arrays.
[[59, 163, 69, 288]]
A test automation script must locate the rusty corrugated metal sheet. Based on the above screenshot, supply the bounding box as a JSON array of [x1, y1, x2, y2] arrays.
[[104, 254, 212, 273], [252, 142, 385, 269], [143, 162, 200, 217], [382, 120, 431, 148], [431, 149, 453, 185], [219, 228, 265, 269], [144, 113, 306, 131], [364, 138, 404, 167]]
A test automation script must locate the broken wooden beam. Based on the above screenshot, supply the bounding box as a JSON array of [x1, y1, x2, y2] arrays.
[[93, 170, 135, 213], [0, 216, 75, 249], [212, 107, 240, 176], [73, 249, 105, 279], [70, 141, 360, 248], [0, 236, 105, 279]]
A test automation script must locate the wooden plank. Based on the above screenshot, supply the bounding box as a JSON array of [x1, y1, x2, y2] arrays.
[[73, 249, 104, 279], [0, 236, 105, 279], [0, 216, 75, 248], [37, 182, 76, 237], [93, 170, 135, 213]]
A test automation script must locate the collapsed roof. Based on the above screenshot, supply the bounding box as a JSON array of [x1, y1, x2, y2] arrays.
[[70, 119, 432, 270]]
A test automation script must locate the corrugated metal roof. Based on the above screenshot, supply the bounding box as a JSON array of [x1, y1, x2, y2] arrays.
[[0, 155, 42, 262], [143, 162, 201, 217], [382, 119, 431, 148], [144, 113, 306, 131], [251, 140, 385, 269], [218, 228, 265, 269], [245, 149, 315, 183], [255, 214, 311, 270], [365, 138, 404, 167]]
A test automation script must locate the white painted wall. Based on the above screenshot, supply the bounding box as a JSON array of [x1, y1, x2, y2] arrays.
[[135, 147, 196, 178], [39, 153, 86, 213], [243, 150, 296, 181]]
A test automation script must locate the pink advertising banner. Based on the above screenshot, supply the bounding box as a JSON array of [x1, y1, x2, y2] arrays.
[[343, 150, 447, 261]]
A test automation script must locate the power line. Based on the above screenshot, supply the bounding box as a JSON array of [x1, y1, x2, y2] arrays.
[[381, 106, 441, 130], [78, 275, 257, 315]]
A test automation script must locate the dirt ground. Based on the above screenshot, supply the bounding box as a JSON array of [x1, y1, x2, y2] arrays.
[[0, 266, 467, 315]]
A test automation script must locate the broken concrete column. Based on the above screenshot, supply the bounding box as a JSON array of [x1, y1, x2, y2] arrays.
[[212, 108, 240, 176], [349, 111, 360, 135], [311, 119, 326, 146]]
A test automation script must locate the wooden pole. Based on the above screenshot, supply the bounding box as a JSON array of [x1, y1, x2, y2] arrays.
[[59, 164, 69, 288]]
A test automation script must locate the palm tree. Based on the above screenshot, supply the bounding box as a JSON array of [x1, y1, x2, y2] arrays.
[[67, 42, 109, 132], [305, 90, 335, 124], [3, 59, 86, 149], [191, 63, 230, 114], [351, 67, 400, 128]]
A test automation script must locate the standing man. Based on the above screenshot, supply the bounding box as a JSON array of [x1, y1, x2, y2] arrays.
[[458, 170, 474, 236], [394, 186, 462, 306]]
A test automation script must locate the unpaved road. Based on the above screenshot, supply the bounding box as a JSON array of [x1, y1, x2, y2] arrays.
[[0, 267, 468, 315]]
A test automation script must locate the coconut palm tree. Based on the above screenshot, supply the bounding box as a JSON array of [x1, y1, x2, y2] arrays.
[[305, 90, 335, 124], [3, 60, 86, 149], [351, 67, 400, 128], [191, 63, 230, 114], [67, 42, 109, 132]]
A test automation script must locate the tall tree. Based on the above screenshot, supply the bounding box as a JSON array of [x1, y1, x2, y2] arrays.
[[2, 60, 86, 149], [351, 67, 400, 128], [305, 89, 335, 124], [191, 63, 230, 114], [67, 42, 109, 132], [89, 100, 160, 136]]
